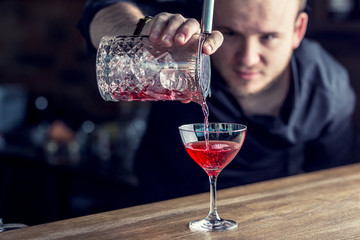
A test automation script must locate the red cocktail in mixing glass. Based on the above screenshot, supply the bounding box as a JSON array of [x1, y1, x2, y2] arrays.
[[179, 123, 247, 232]]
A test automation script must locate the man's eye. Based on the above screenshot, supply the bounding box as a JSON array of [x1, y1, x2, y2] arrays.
[[223, 31, 236, 37], [262, 34, 275, 41]]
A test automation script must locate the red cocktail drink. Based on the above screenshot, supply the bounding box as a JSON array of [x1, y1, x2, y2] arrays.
[[185, 141, 241, 176]]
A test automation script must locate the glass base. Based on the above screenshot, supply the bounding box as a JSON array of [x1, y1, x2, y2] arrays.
[[189, 218, 238, 232], [0, 223, 28, 232]]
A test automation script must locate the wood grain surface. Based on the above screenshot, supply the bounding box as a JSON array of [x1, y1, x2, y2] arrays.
[[2, 163, 360, 239]]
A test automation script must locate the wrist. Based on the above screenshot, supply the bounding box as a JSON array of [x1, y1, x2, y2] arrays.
[[133, 16, 153, 35]]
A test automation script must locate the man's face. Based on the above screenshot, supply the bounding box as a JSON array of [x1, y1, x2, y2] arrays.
[[211, 0, 307, 97]]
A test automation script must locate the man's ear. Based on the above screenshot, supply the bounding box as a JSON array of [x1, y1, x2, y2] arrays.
[[293, 12, 308, 49]]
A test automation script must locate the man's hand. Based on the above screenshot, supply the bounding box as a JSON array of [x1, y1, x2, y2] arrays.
[[142, 12, 223, 55]]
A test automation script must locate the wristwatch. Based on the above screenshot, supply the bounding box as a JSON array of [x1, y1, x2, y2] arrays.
[[133, 16, 153, 35]]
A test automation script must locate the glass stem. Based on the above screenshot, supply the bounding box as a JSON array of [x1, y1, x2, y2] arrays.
[[206, 175, 221, 222]]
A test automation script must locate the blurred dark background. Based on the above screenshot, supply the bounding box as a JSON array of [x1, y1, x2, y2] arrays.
[[0, 0, 359, 226]]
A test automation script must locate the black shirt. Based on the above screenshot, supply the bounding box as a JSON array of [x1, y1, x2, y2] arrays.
[[79, 0, 356, 204]]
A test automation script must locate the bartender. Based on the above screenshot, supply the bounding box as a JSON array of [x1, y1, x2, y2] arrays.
[[78, 0, 356, 204]]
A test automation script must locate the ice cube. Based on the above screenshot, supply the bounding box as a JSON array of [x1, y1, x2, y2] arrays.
[[156, 51, 175, 63], [131, 47, 160, 87], [160, 69, 177, 90], [157, 52, 187, 91]]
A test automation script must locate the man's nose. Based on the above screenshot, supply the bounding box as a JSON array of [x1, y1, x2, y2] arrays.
[[236, 39, 260, 67]]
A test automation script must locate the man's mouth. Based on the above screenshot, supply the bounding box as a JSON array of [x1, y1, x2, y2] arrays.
[[235, 69, 261, 80]]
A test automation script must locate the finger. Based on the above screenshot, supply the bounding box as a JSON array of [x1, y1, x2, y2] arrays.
[[202, 30, 224, 55], [148, 13, 171, 42], [174, 18, 201, 45], [158, 14, 187, 47]]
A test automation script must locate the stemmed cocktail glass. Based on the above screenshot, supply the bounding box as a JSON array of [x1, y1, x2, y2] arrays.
[[179, 123, 247, 232]]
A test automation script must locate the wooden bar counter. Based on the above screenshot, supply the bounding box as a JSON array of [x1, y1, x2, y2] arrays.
[[2, 163, 360, 239]]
